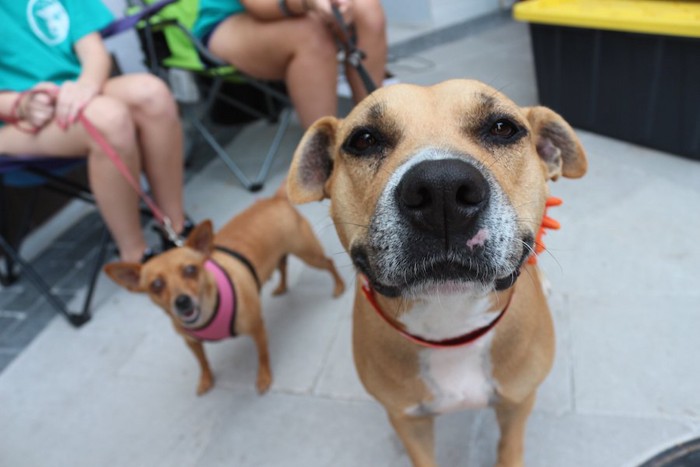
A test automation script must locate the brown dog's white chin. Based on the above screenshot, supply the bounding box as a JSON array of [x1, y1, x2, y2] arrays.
[[410, 280, 491, 298]]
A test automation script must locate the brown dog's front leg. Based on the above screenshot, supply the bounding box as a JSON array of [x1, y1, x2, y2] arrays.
[[387, 412, 437, 467], [494, 392, 536, 467], [183, 337, 214, 396]]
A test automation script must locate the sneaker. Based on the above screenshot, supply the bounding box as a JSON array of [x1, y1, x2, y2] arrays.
[[337, 69, 400, 98], [153, 218, 195, 253], [382, 71, 400, 87]]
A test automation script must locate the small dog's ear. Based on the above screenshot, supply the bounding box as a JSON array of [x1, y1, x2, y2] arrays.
[[186, 220, 214, 256], [104, 263, 144, 292], [287, 117, 339, 203], [525, 106, 587, 181]]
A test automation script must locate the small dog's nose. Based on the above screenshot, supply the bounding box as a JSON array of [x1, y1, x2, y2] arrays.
[[396, 159, 489, 238], [174, 294, 194, 314]]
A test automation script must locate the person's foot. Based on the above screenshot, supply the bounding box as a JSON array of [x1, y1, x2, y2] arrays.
[[154, 218, 195, 252]]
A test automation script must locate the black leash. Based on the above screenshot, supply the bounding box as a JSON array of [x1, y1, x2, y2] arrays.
[[331, 5, 377, 95]]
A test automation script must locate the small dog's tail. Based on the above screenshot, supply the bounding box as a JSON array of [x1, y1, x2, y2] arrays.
[[274, 176, 289, 200]]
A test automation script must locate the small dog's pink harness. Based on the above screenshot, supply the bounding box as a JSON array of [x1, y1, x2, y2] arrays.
[[186, 259, 237, 341], [184, 247, 260, 342]]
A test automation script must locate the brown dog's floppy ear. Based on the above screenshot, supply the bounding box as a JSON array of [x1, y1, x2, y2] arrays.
[[104, 263, 144, 292], [287, 117, 339, 203], [526, 106, 588, 181], [185, 220, 214, 256]]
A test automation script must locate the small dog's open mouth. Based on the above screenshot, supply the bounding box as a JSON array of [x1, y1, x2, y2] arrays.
[[177, 306, 201, 325]]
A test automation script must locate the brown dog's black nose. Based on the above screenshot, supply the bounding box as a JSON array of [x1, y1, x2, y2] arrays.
[[396, 159, 489, 239], [175, 294, 194, 315]]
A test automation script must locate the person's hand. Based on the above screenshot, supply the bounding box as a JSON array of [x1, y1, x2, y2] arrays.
[[55, 80, 99, 129], [307, 0, 354, 33], [18, 82, 59, 130]]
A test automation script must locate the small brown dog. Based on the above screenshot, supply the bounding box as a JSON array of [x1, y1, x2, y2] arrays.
[[105, 189, 345, 396], [287, 79, 587, 466]]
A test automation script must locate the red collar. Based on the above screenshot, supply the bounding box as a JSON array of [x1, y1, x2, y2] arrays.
[[360, 196, 562, 349], [360, 278, 514, 348]]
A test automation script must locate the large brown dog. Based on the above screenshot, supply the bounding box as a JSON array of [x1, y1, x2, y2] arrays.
[[105, 190, 345, 396], [287, 79, 586, 466]]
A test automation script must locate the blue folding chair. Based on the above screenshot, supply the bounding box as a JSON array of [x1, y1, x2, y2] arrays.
[[0, 0, 177, 327]]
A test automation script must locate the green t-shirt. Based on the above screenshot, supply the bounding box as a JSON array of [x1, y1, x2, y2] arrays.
[[192, 0, 245, 40], [0, 0, 114, 92]]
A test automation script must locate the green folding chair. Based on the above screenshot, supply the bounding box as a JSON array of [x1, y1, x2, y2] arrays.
[[129, 0, 293, 192]]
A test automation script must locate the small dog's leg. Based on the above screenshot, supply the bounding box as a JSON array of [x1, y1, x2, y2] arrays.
[[294, 249, 345, 297], [494, 392, 536, 467], [272, 255, 288, 296], [250, 320, 273, 394], [298, 252, 345, 298], [387, 412, 437, 467], [294, 220, 346, 297], [183, 337, 214, 396]]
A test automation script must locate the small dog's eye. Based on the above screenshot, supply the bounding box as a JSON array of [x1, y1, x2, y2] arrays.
[[150, 278, 165, 294], [490, 120, 517, 138], [183, 264, 198, 279], [344, 128, 382, 155]]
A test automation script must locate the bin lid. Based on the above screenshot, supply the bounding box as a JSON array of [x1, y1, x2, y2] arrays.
[[513, 0, 700, 38]]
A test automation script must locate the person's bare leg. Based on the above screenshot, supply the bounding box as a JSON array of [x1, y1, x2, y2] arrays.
[[0, 96, 146, 262], [103, 74, 185, 233], [208, 14, 338, 128], [344, 0, 387, 102]]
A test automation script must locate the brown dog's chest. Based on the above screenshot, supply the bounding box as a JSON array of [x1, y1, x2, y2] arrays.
[[360, 290, 503, 415], [407, 334, 496, 416]]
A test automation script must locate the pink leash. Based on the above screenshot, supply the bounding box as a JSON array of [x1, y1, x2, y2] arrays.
[[1, 88, 182, 245]]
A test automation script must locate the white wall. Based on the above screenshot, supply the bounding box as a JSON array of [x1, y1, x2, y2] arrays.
[[383, 0, 501, 26]]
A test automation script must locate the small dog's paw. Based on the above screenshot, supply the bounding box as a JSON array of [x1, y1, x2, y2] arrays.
[[256, 370, 272, 395], [272, 284, 288, 296], [196, 374, 215, 396]]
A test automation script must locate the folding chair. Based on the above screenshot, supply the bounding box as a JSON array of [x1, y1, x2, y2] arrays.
[[129, 0, 293, 192], [0, 0, 178, 327], [0, 157, 111, 327]]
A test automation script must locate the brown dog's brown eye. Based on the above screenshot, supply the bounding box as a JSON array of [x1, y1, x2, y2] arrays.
[[183, 264, 198, 279], [344, 127, 383, 156], [350, 131, 376, 150], [150, 278, 165, 294], [490, 120, 517, 138]]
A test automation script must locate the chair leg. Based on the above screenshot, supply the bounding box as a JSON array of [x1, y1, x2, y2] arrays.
[[252, 106, 292, 189], [0, 229, 107, 328], [77, 226, 112, 324], [0, 233, 90, 327], [190, 118, 257, 190]]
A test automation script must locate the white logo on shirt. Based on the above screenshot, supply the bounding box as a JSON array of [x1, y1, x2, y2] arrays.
[[27, 0, 70, 46]]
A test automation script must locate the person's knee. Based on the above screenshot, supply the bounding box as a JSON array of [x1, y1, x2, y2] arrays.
[[83, 96, 136, 155], [129, 75, 178, 119]]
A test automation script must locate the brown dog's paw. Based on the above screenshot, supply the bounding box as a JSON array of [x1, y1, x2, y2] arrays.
[[196, 373, 215, 396], [256, 369, 272, 395]]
